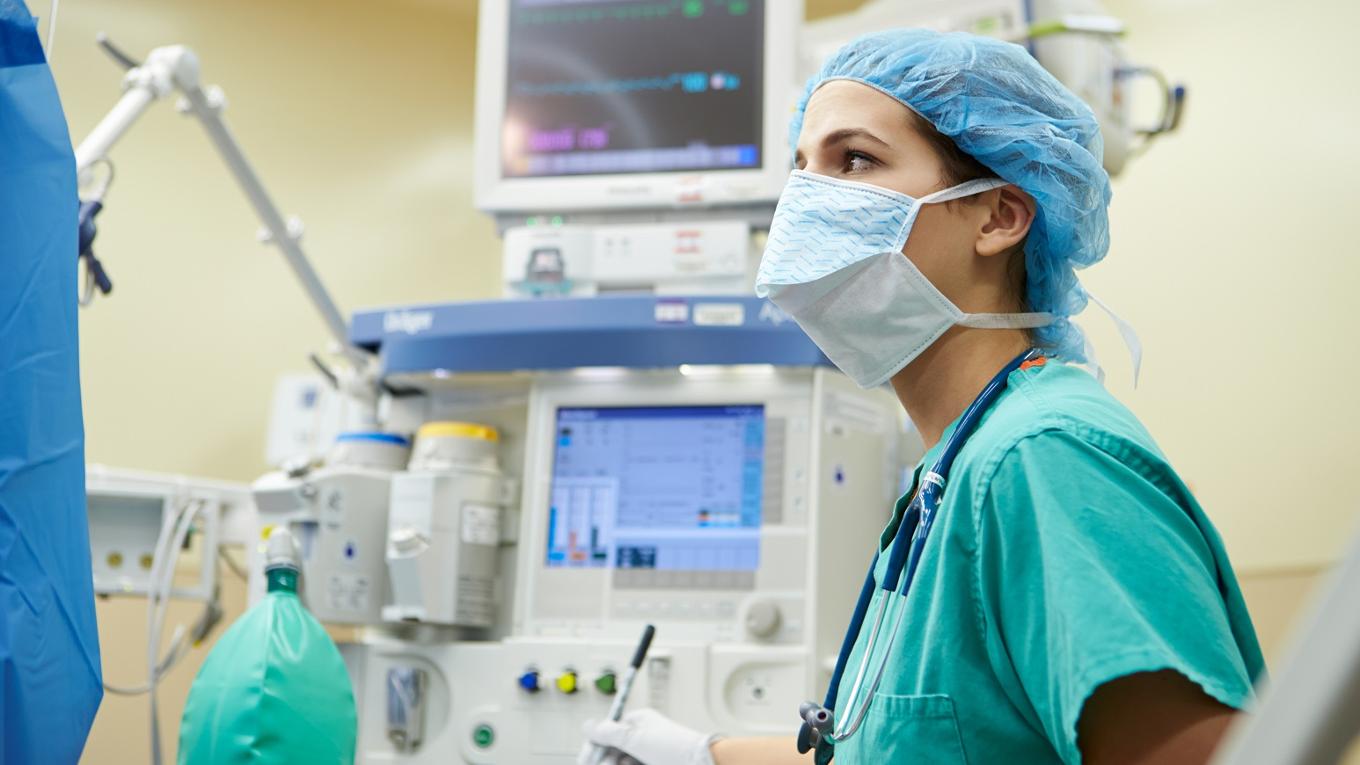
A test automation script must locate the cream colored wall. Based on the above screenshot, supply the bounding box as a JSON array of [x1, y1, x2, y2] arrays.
[[54, 0, 1359, 761], [1090, 0, 1360, 573], [56, 0, 497, 485]]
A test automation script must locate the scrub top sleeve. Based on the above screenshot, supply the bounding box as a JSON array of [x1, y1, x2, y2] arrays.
[[972, 429, 1255, 765]]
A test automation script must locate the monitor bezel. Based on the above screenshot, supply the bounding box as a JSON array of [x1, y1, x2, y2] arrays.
[[472, 0, 802, 214]]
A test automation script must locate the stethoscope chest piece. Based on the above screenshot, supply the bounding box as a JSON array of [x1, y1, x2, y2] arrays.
[[797, 701, 833, 753]]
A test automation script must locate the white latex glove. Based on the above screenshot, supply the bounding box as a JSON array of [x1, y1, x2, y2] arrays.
[[577, 709, 719, 765]]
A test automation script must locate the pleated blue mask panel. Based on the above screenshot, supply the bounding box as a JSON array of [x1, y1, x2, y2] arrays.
[[754, 170, 1053, 388], [756, 170, 1010, 297]]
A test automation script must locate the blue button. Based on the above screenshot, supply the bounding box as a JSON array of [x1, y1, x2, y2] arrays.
[[517, 670, 541, 693]]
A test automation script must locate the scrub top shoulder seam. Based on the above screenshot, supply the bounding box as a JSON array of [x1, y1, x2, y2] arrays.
[[948, 364, 1262, 765], [956, 367, 1185, 721]]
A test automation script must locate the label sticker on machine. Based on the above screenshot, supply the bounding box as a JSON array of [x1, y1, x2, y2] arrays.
[[462, 504, 500, 546], [326, 573, 370, 612], [654, 299, 690, 324], [693, 303, 745, 327]]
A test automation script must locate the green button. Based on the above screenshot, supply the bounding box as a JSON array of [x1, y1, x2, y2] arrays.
[[473, 723, 495, 749], [595, 672, 617, 695]]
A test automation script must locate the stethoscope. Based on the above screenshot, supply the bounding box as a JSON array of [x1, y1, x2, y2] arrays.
[[797, 348, 1043, 760]]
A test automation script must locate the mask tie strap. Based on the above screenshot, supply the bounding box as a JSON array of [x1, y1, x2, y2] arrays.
[[917, 177, 1010, 205], [957, 311, 1056, 330], [1082, 333, 1108, 385], [1084, 292, 1143, 387]]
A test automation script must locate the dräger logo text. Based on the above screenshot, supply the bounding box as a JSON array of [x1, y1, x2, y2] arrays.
[[383, 310, 434, 335]]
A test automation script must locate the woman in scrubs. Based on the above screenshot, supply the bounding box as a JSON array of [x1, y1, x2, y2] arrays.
[[581, 29, 1264, 765]]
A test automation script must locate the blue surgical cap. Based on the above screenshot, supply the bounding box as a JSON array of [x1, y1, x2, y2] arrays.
[[789, 29, 1112, 361]]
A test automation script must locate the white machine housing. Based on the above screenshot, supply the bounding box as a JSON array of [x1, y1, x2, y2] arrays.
[[252, 435, 410, 624], [348, 366, 919, 763], [264, 373, 382, 469], [386, 425, 512, 628], [86, 464, 252, 600], [502, 220, 753, 298]]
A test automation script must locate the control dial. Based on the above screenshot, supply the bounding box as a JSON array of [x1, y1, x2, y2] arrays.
[[744, 599, 782, 640]]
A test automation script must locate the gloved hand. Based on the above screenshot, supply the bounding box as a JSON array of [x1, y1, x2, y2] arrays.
[[577, 709, 719, 765]]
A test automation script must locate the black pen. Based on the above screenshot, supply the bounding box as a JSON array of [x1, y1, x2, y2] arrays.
[[587, 624, 657, 765]]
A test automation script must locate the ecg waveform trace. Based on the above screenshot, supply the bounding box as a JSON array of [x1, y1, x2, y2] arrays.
[[515, 70, 743, 98], [514, 0, 753, 26]]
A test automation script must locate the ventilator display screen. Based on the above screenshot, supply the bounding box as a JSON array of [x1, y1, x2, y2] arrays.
[[503, 0, 765, 177], [547, 405, 764, 571]]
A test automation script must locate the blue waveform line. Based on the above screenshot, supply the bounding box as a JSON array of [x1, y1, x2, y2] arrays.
[[514, 70, 743, 97]]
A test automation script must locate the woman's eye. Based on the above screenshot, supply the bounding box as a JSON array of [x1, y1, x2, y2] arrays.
[[845, 151, 876, 173]]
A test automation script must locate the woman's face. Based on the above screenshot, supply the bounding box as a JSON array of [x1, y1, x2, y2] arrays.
[[795, 80, 1031, 314]]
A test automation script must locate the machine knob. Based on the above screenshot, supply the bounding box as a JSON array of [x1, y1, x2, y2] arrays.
[[517, 669, 541, 693], [594, 671, 618, 695], [744, 600, 782, 639], [556, 670, 579, 695]]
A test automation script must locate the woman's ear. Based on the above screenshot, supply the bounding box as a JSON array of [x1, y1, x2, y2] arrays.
[[976, 186, 1036, 257]]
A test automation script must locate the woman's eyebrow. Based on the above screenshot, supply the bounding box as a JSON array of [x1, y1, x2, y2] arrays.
[[821, 127, 890, 149], [795, 127, 891, 164]]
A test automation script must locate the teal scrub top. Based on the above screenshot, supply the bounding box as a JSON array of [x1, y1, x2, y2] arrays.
[[829, 360, 1265, 764]]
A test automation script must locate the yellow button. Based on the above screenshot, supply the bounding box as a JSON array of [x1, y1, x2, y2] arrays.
[[555, 670, 578, 695]]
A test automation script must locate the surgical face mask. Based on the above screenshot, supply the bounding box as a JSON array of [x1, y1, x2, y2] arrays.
[[755, 170, 1055, 388]]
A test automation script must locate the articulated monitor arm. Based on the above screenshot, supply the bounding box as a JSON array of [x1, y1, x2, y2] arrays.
[[74, 37, 371, 374]]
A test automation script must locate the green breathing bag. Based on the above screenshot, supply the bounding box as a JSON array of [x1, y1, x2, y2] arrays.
[[178, 530, 356, 764]]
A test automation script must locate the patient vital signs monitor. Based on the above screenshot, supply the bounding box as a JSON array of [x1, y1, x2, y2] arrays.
[[474, 0, 800, 213], [502, 3, 765, 178]]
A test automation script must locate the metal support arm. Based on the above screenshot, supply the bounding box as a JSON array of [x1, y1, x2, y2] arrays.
[[74, 44, 366, 367]]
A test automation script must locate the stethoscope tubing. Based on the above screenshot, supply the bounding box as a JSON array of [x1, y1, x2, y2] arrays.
[[814, 348, 1042, 747]]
